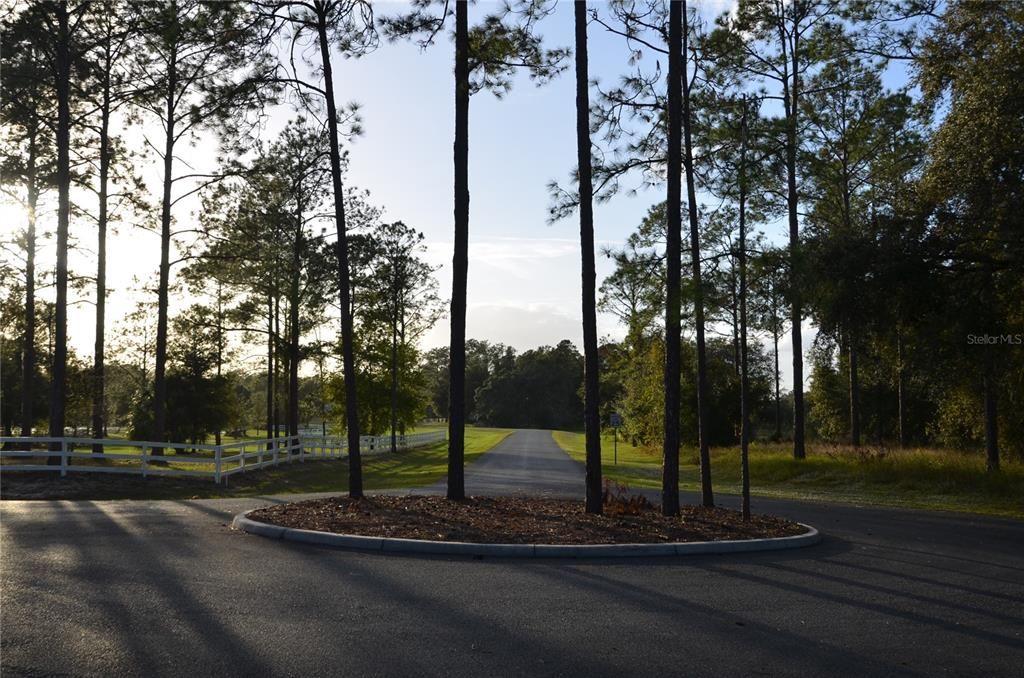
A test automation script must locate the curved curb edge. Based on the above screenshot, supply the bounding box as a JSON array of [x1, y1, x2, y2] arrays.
[[232, 509, 822, 558]]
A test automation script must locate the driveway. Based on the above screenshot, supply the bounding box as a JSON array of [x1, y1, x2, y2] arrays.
[[2, 430, 1022, 677], [427, 428, 584, 496]]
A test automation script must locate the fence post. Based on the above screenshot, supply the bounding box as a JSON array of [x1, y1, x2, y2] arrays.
[[215, 445, 222, 484], [141, 445, 148, 478], [299, 436, 304, 463], [60, 439, 68, 477]]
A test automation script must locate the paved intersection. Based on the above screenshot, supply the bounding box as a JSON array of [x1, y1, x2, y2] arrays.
[[2, 430, 1022, 677]]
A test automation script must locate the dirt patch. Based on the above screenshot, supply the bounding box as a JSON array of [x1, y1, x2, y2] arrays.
[[249, 495, 805, 544]]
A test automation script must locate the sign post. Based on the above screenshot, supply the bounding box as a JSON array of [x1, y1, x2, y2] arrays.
[[609, 413, 623, 465], [322, 403, 333, 436]]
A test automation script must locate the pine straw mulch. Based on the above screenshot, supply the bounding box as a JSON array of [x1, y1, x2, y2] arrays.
[[248, 494, 806, 545]]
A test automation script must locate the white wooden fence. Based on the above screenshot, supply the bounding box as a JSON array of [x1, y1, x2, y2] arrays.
[[0, 430, 446, 484]]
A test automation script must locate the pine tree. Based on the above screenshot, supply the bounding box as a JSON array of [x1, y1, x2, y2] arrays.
[[383, 0, 567, 500], [134, 0, 275, 451]]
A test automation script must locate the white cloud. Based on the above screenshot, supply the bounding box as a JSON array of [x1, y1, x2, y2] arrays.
[[421, 302, 583, 354]]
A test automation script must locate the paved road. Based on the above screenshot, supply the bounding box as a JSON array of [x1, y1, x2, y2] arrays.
[[2, 430, 1023, 677], [427, 428, 584, 496]]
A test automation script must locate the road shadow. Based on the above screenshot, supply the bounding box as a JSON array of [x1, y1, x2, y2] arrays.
[[2, 502, 277, 677]]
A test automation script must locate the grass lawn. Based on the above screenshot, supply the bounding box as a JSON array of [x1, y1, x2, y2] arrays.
[[552, 430, 1024, 519], [0, 427, 513, 501]]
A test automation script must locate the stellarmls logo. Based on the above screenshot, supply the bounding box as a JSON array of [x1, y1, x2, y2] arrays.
[[967, 334, 1024, 345]]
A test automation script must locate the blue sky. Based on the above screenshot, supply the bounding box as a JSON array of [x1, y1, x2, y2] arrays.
[[323, 0, 819, 383], [25, 0, 924, 392], [328, 1, 732, 339]]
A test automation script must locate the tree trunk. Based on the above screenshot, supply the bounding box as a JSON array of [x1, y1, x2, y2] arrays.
[[398, 317, 407, 439], [48, 3, 71, 460], [897, 328, 907, 448], [289, 232, 301, 440], [152, 41, 177, 453], [983, 366, 999, 473], [447, 0, 469, 501], [266, 292, 274, 449], [738, 121, 751, 520], [21, 124, 38, 438], [575, 0, 603, 515], [661, 0, 683, 517], [390, 312, 399, 454], [682, 2, 714, 507], [849, 336, 861, 447], [215, 283, 224, 446], [92, 60, 112, 455], [731, 263, 739, 375], [317, 11, 361, 497], [274, 291, 281, 443], [773, 309, 782, 442], [785, 23, 806, 461]]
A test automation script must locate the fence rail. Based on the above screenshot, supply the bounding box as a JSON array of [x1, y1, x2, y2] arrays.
[[0, 430, 447, 485]]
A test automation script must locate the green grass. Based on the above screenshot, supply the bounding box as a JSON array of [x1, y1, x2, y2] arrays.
[[552, 431, 1024, 518], [0, 427, 513, 501]]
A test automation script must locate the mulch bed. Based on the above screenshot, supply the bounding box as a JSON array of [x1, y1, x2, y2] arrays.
[[249, 495, 806, 545]]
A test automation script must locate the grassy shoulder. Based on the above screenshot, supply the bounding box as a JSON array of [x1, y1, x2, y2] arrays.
[[552, 430, 1024, 519], [1, 427, 513, 501]]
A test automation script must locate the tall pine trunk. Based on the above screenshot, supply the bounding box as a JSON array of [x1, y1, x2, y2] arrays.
[[661, 0, 683, 516], [738, 102, 751, 520], [783, 24, 806, 460], [92, 55, 112, 454], [288, 271, 300, 440], [575, 0, 602, 515], [21, 125, 38, 438], [773, 310, 781, 442], [730, 265, 739, 374], [983, 366, 999, 473], [398, 320, 407, 438], [288, 225, 301, 440], [316, 11, 361, 497], [274, 293, 281, 443], [389, 276, 400, 454], [447, 0, 469, 501], [152, 43, 176, 453], [682, 2, 713, 506], [389, 318, 399, 454], [266, 292, 274, 448], [215, 285, 224, 446], [287, 198, 303, 444], [897, 328, 907, 448], [848, 336, 861, 447], [48, 3, 71, 460]]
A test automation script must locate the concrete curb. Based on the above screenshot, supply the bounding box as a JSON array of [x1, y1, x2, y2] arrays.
[[232, 509, 822, 558]]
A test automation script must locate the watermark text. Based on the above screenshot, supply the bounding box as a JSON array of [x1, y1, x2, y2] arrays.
[[966, 334, 1023, 345]]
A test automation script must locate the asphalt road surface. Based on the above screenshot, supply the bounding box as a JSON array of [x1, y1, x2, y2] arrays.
[[2, 429, 1022, 677], [427, 428, 585, 496]]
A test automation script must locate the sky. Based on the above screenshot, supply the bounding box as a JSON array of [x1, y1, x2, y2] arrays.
[[4, 0, 849, 392]]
